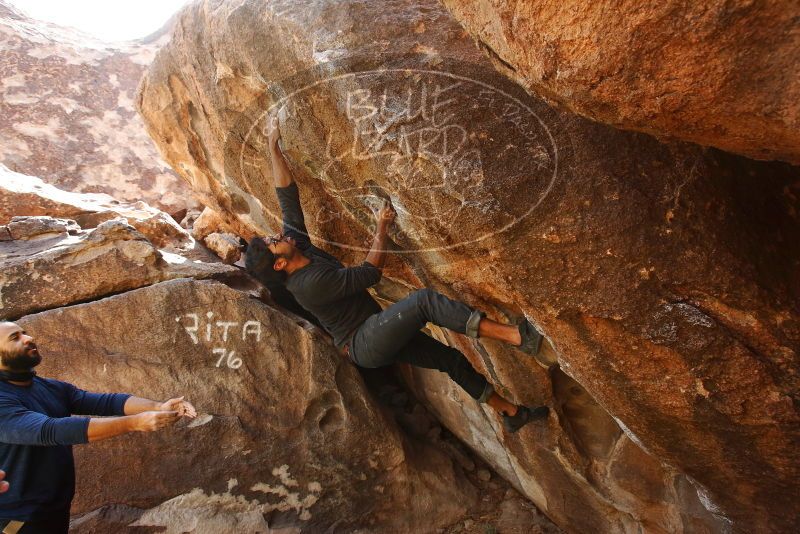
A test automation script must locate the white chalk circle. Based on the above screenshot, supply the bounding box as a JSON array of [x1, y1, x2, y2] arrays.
[[236, 65, 559, 253]]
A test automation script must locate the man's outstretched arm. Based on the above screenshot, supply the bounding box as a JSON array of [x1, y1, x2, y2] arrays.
[[67, 384, 197, 442], [88, 395, 196, 441], [0, 399, 186, 446], [86, 411, 181, 442], [67, 382, 196, 419], [267, 114, 294, 188], [122, 395, 197, 418], [267, 115, 311, 246]]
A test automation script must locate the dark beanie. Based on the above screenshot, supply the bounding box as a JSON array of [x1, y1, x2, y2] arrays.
[[245, 237, 287, 286]]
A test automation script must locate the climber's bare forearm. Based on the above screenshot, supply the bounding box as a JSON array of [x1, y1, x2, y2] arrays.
[[270, 141, 295, 188], [365, 224, 390, 269]]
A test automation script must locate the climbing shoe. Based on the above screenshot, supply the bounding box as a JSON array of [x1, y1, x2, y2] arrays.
[[503, 405, 549, 433], [518, 319, 543, 355], [518, 320, 555, 370]]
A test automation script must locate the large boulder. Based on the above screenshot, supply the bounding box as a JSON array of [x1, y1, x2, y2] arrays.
[[1, 215, 80, 240], [137, 0, 800, 532], [202, 232, 242, 264], [401, 329, 725, 534], [19, 278, 480, 532], [0, 1, 194, 215], [438, 0, 800, 164], [0, 165, 192, 250], [0, 217, 236, 320], [191, 207, 238, 241]]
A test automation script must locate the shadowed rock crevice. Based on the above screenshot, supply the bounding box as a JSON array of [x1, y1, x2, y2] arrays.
[[551, 369, 621, 462]]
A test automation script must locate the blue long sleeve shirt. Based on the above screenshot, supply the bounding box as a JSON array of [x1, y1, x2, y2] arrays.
[[0, 377, 130, 521]]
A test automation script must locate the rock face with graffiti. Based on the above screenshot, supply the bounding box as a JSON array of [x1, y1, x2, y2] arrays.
[[17, 279, 481, 532], [138, 0, 800, 532], [1, 3, 568, 532], [175, 311, 262, 369], [234, 70, 557, 252], [1, 164, 545, 531]]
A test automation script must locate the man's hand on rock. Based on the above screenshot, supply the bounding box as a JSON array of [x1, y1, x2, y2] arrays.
[[132, 410, 181, 432], [159, 396, 197, 419], [0, 470, 8, 494], [376, 201, 396, 233], [266, 113, 281, 147]]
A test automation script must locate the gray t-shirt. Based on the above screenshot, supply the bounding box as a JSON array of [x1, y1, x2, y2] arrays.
[[277, 184, 382, 348]]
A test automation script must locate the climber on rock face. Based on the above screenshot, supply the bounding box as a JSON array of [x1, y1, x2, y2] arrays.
[[247, 115, 551, 434], [0, 321, 197, 534]]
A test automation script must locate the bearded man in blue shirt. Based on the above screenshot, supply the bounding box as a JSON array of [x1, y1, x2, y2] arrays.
[[0, 321, 197, 534]]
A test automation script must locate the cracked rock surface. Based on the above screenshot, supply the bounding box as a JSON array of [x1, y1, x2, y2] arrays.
[[0, 165, 192, 250], [440, 0, 800, 164], [0, 217, 236, 320], [0, 0, 194, 215], [137, 0, 800, 531], [20, 279, 482, 533]]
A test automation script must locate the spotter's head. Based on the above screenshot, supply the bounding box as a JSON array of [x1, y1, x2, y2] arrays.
[[0, 321, 41, 371]]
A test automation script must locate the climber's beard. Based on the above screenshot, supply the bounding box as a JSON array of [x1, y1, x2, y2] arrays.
[[0, 344, 42, 371]]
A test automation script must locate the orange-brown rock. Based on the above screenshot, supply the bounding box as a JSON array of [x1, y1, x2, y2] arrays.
[[203, 232, 242, 264], [0, 217, 235, 320], [137, 0, 800, 531], [1, 215, 79, 240], [19, 278, 480, 532], [0, 165, 192, 250], [191, 207, 238, 241], [0, 1, 195, 215], [439, 0, 800, 164]]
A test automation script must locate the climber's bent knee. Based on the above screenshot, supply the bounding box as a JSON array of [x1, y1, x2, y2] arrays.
[[465, 309, 485, 338], [477, 382, 494, 403]]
